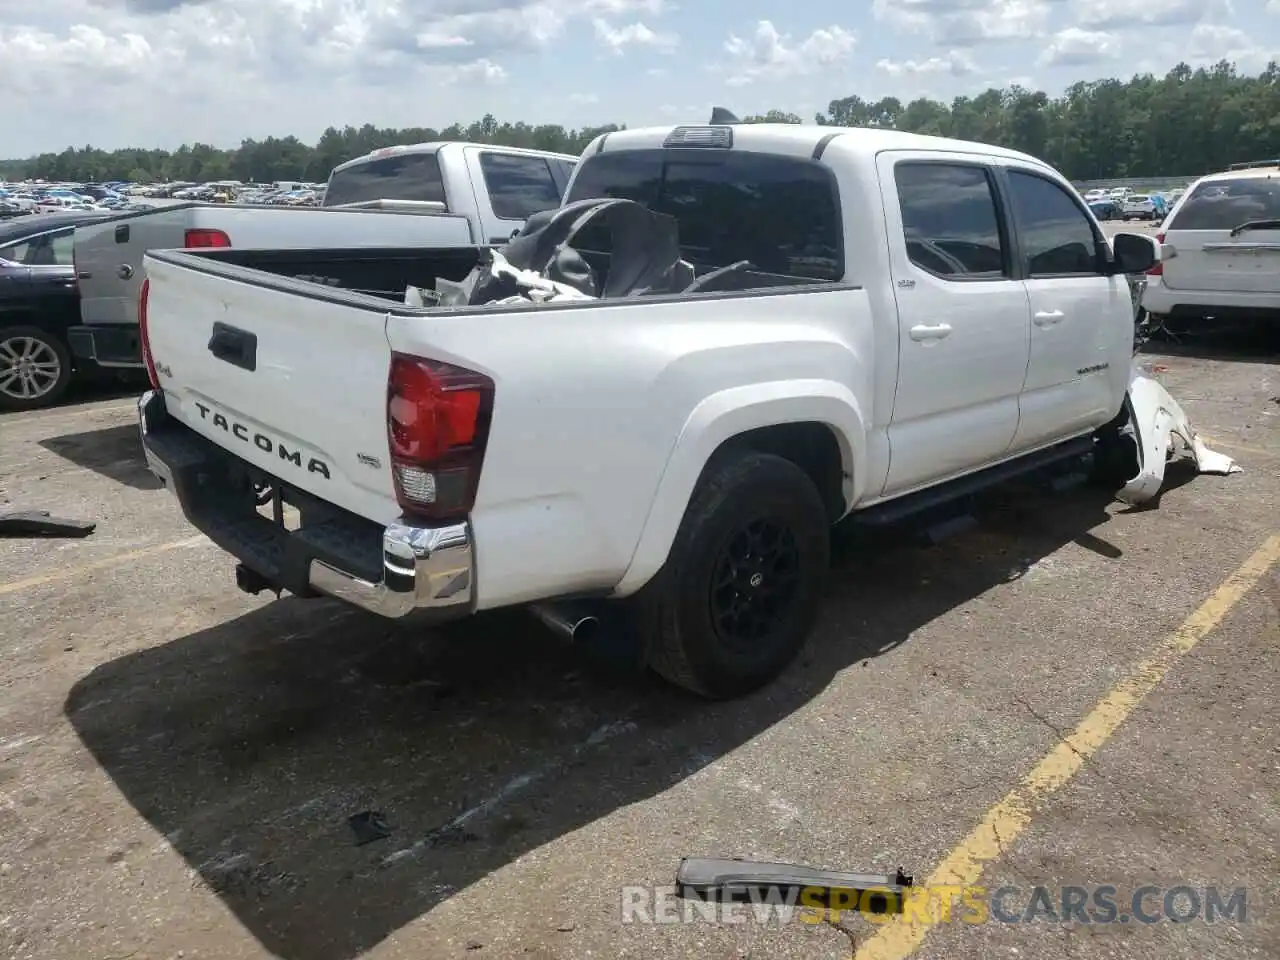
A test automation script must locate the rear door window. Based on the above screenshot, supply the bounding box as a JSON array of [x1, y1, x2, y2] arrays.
[[50, 230, 75, 265], [1168, 178, 1280, 230], [322, 152, 446, 207], [564, 149, 843, 279], [478, 153, 564, 220], [893, 162, 1008, 279], [0, 229, 74, 266]]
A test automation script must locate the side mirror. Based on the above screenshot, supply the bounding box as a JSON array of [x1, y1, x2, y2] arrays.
[[1110, 232, 1159, 275]]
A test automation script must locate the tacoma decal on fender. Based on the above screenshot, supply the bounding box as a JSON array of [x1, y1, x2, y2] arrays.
[[193, 401, 331, 478]]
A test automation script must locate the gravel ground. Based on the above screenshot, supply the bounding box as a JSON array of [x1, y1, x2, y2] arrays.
[[0, 330, 1276, 960]]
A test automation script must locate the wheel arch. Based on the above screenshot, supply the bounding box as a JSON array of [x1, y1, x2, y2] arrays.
[[612, 381, 867, 596]]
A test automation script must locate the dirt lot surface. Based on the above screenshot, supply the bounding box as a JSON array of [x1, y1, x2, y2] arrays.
[[1, 334, 1277, 960]]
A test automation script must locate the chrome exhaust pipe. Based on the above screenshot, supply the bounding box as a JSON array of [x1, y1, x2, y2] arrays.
[[530, 603, 602, 644]]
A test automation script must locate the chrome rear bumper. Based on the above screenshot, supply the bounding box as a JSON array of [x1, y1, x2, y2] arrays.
[[308, 520, 473, 618], [138, 389, 474, 619]]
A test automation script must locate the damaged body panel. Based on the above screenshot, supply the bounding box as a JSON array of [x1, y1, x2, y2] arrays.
[[1117, 361, 1242, 505]]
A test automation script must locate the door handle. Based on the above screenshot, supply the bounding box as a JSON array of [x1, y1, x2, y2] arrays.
[[207, 321, 258, 372], [1033, 310, 1065, 327], [909, 323, 952, 341]]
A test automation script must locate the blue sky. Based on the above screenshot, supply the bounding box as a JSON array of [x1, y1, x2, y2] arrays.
[[3, 0, 1278, 155]]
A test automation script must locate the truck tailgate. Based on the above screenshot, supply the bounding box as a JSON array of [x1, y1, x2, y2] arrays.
[[143, 254, 400, 523]]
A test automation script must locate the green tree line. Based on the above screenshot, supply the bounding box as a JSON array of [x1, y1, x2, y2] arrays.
[[4, 60, 1278, 184]]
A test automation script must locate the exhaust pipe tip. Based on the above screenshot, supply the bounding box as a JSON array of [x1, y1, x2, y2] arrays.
[[531, 603, 602, 644], [574, 615, 601, 645]]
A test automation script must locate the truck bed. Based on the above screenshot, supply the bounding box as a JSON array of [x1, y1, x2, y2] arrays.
[[161, 244, 830, 310], [190, 245, 486, 301]]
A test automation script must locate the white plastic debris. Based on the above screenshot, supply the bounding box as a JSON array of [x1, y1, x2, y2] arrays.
[[1118, 361, 1242, 505]]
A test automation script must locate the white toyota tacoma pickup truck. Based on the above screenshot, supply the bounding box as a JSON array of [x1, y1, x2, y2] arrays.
[[136, 120, 1224, 699]]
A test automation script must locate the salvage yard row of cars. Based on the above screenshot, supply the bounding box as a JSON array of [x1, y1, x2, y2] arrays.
[[0, 178, 328, 216], [1083, 185, 1181, 221]]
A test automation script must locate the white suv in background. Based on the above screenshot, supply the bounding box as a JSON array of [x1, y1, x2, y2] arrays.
[[1121, 194, 1157, 221], [1142, 160, 1280, 326]]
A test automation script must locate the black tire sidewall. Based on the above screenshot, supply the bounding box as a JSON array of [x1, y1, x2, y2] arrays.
[[665, 454, 830, 698], [0, 325, 73, 412]]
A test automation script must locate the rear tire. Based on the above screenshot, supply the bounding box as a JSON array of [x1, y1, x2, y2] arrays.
[[638, 452, 831, 699], [0, 325, 73, 412]]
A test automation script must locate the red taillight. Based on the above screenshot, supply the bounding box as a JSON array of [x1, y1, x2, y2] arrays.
[[386, 353, 493, 521], [138, 277, 159, 389], [1147, 232, 1166, 276], [184, 228, 231, 248]]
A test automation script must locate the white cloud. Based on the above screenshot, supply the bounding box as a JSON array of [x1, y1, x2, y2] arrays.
[[721, 20, 857, 87], [449, 58, 509, 84], [1038, 27, 1120, 67], [877, 49, 979, 76], [1075, 0, 1227, 29], [4, 0, 1279, 158], [415, 32, 473, 50], [1183, 22, 1277, 70], [872, 0, 1053, 47], [592, 19, 678, 53], [0, 0, 671, 153]]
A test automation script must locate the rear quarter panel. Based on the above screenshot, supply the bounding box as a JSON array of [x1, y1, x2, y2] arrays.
[[386, 286, 876, 608]]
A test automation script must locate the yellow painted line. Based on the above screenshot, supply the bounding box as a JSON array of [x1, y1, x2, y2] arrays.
[[855, 533, 1280, 960], [1198, 434, 1275, 459], [0, 534, 207, 596]]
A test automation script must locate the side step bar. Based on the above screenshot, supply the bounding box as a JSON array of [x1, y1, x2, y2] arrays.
[[852, 435, 1096, 528]]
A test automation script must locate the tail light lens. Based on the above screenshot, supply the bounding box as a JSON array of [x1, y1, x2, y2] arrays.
[[184, 228, 231, 248], [1147, 233, 1165, 276], [138, 277, 158, 389], [387, 353, 494, 521]]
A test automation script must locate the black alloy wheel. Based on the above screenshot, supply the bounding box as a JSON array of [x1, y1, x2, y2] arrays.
[[639, 451, 830, 699]]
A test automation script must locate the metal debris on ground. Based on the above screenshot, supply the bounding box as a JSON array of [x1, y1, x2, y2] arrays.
[[0, 510, 96, 538], [347, 810, 393, 846]]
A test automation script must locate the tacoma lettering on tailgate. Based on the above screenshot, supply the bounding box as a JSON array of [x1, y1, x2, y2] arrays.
[[193, 401, 331, 479]]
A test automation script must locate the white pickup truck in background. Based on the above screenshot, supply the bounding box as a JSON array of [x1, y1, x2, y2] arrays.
[[69, 142, 577, 369], [136, 119, 1235, 700]]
